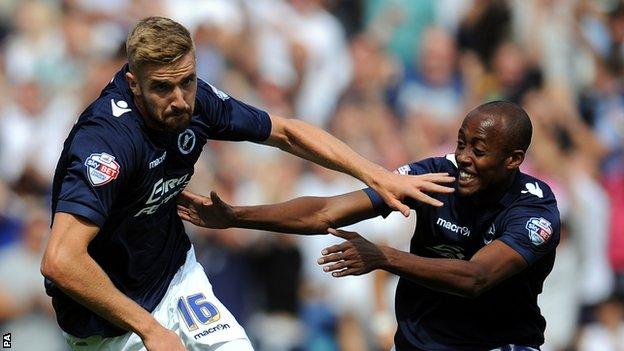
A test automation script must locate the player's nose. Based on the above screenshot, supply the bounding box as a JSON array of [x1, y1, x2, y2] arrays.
[[455, 150, 471, 167], [170, 87, 189, 110]]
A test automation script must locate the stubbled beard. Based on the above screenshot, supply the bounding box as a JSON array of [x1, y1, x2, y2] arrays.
[[141, 96, 191, 132], [164, 113, 191, 132]]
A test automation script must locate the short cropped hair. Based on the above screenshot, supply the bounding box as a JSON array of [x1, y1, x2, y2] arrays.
[[126, 16, 194, 75], [474, 101, 533, 152]]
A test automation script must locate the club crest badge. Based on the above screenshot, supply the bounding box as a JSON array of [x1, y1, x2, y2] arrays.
[[178, 129, 196, 155], [85, 152, 120, 186], [484, 223, 496, 245], [526, 217, 552, 246]]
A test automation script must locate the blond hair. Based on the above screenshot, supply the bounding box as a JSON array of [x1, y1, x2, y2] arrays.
[[126, 16, 194, 74]]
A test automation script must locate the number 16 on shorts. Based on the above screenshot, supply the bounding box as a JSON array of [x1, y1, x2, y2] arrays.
[[177, 293, 221, 331]]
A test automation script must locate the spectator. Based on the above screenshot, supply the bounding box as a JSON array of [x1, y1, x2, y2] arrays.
[[578, 296, 624, 351], [0, 205, 67, 351], [0, 1, 622, 349], [397, 27, 464, 155]]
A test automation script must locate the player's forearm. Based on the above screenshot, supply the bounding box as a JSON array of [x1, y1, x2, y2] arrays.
[[274, 118, 387, 186], [380, 246, 488, 298], [41, 253, 159, 338], [231, 197, 333, 234]]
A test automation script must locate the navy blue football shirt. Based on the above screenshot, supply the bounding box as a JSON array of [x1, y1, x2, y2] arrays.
[[364, 155, 560, 351], [46, 65, 272, 338]]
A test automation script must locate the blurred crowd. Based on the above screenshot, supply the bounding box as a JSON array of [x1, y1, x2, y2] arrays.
[[0, 0, 623, 350]]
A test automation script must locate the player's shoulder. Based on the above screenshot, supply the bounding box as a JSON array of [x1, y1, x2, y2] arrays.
[[397, 154, 459, 176], [499, 171, 560, 228], [513, 172, 557, 206], [63, 96, 143, 164], [499, 172, 560, 248], [75, 91, 141, 138], [76, 64, 142, 132], [85, 87, 136, 122], [196, 78, 230, 102]]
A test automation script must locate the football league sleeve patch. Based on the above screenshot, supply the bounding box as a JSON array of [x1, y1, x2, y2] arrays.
[[498, 205, 560, 265], [84, 152, 121, 187], [56, 122, 132, 227]]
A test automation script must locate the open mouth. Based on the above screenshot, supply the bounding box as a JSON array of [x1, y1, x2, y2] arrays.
[[458, 170, 477, 186]]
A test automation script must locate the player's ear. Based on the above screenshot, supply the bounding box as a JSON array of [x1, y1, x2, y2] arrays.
[[125, 71, 141, 96], [506, 150, 525, 170]]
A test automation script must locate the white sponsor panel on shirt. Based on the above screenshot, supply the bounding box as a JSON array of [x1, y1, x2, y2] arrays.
[[134, 173, 190, 217]]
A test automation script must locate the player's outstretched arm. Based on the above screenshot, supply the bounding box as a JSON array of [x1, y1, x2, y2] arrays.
[[263, 115, 455, 216], [41, 213, 185, 351], [177, 189, 378, 234], [319, 229, 528, 299]]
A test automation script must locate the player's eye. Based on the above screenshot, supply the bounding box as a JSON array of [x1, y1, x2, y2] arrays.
[[181, 77, 195, 88], [153, 83, 170, 92], [473, 148, 485, 157], [456, 140, 465, 149]]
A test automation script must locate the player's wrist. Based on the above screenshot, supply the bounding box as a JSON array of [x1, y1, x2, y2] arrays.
[[360, 164, 388, 188], [228, 206, 244, 227], [378, 245, 396, 271], [135, 317, 162, 340]]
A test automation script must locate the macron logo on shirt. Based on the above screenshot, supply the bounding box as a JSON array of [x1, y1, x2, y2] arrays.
[[521, 182, 544, 198], [436, 217, 471, 237], [111, 99, 131, 117]]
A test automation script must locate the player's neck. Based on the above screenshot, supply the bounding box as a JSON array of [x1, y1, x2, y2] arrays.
[[472, 171, 518, 206]]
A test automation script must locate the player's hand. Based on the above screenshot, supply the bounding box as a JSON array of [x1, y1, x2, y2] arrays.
[[368, 171, 455, 216], [142, 326, 186, 351], [318, 228, 387, 277], [176, 190, 234, 229]]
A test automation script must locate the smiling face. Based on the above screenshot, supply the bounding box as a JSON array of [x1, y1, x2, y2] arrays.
[[126, 52, 197, 132], [454, 108, 526, 199]]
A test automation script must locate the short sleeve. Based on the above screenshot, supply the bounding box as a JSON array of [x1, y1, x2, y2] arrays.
[[498, 203, 560, 265], [363, 158, 440, 217], [195, 79, 272, 142], [54, 121, 134, 227]]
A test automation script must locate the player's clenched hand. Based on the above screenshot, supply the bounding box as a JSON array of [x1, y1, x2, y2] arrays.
[[368, 171, 455, 216], [176, 190, 233, 229], [318, 228, 387, 277], [142, 326, 186, 351]]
